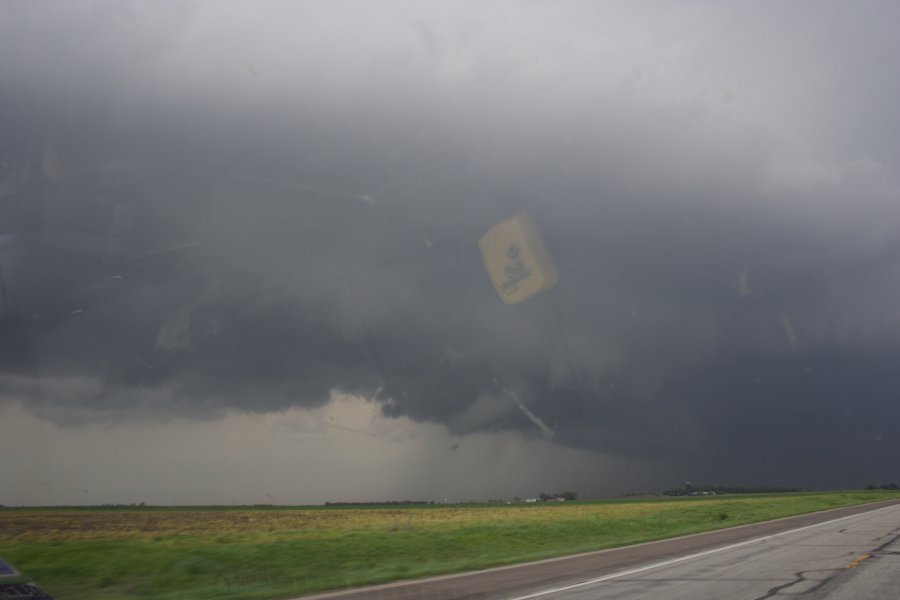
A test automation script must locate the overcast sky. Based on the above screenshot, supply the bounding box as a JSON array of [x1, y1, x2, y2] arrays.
[[1, 1, 899, 505]]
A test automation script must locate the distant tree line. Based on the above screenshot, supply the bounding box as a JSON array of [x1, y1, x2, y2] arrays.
[[864, 483, 898, 490], [663, 485, 804, 496], [324, 500, 435, 506], [538, 491, 578, 501]]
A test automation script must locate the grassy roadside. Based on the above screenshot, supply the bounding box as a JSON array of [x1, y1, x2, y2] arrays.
[[2, 491, 898, 600]]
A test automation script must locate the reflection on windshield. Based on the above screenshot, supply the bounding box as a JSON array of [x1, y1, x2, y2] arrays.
[[1, 0, 899, 505]]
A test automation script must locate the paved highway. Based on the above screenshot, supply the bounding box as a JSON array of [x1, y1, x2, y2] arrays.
[[298, 499, 900, 600], [511, 501, 900, 600]]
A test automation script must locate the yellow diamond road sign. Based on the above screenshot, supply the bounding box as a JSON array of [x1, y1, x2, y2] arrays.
[[479, 212, 559, 305]]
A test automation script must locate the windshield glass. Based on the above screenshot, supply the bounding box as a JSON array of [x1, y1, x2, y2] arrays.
[[2, 2, 899, 598]]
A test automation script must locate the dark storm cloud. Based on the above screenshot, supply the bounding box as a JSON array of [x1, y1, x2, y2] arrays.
[[2, 1, 900, 489]]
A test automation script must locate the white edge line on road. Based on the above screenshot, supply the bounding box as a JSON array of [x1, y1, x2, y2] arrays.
[[504, 502, 900, 600]]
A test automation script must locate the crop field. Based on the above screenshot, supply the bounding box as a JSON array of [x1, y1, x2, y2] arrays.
[[2, 491, 897, 600]]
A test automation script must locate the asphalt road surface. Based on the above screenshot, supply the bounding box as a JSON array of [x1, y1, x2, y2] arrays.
[[298, 498, 900, 600], [509, 501, 900, 600]]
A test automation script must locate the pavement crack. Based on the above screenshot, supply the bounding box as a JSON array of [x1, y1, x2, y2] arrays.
[[752, 569, 836, 599], [843, 554, 870, 570], [770, 531, 900, 599], [872, 532, 900, 553]]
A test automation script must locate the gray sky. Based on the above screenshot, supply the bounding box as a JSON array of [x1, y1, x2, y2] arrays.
[[1, 1, 899, 504]]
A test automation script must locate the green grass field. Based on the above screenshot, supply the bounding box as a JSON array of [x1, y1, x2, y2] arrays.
[[2, 491, 897, 600]]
